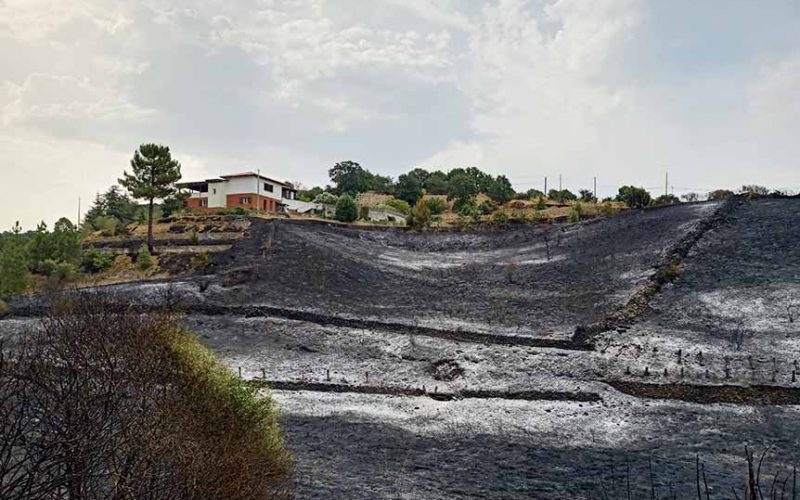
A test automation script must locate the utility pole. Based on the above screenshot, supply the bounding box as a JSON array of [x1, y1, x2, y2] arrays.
[[665, 172, 669, 197], [559, 174, 562, 192], [77, 197, 81, 229], [593, 177, 597, 201], [257, 168, 261, 211], [544, 176, 547, 195]]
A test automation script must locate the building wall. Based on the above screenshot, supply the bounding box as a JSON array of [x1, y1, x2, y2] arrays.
[[226, 176, 283, 202], [225, 193, 281, 212], [207, 181, 227, 207]]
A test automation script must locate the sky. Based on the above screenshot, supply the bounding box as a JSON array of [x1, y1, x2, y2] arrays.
[[1, 0, 798, 229]]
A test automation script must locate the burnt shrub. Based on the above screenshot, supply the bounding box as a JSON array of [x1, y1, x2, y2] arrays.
[[0, 294, 292, 500]]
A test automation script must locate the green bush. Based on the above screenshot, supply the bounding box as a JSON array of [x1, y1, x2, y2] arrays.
[[136, 247, 154, 270], [359, 206, 370, 220], [384, 199, 410, 215], [457, 200, 477, 217], [601, 202, 617, 217], [536, 197, 547, 210], [493, 211, 509, 223], [191, 252, 211, 272], [426, 197, 446, 215], [334, 194, 359, 223], [313, 192, 339, 205], [407, 198, 432, 229], [568, 207, 581, 223], [82, 247, 114, 273], [0, 299, 8, 318], [40, 259, 77, 281], [93, 215, 121, 237], [478, 200, 494, 215]]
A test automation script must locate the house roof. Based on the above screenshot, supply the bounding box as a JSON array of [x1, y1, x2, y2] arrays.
[[178, 171, 298, 190], [220, 171, 297, 190]]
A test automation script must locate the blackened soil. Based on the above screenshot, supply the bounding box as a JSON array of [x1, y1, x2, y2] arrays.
[[614, 198, 800, 348], [281, 401, 800, 499], [213, 203, 720, 337]]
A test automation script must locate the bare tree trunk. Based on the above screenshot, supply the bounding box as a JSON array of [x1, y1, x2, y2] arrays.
[[147, 198, 155, 254]]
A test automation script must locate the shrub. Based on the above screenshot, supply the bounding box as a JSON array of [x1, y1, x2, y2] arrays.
[[313, 192, 339, 205], [708, 189, 734, 201], [40, 259, 78, 281], [359, 206, 370, 220], [407, 198, 432, 229], [93, 215, 121, 236], [536, 197, 547, 210], [601, 202, 617, 217], [0, 299, 8, 318], [740, 185, 769, 197], [82, 247, 114, 273], [136, 247, 154, 270], [568, 208, 581, 223], [478, 200, 494, 215], [0, 296, 292, 499], [191, 252, 211, 272], [616, 186, 652, 208], [426, 197, 446, 214], [334, 194, 359, 223], [653, 194, 681, 206], [384, 198, 410, 215], [457, 200, 477, 216], [492, 211, 509, 224]]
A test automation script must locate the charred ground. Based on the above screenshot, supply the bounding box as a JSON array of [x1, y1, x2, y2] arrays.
[[3, 196, 800, 499]]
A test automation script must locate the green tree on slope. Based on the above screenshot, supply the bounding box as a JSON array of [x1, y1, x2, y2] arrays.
[[120, 144, 182, 253]]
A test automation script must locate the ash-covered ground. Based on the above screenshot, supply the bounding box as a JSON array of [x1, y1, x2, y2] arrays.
[[3, 197, 800, 499], [209, 202, 719, 339]]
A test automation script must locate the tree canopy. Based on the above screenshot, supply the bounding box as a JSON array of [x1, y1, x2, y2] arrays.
[[616, 186, 652, 208]]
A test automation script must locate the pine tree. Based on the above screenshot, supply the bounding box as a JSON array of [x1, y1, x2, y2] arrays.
[[119, 144, 182, 253]]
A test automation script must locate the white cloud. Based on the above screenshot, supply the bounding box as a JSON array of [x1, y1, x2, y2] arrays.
[[419, 0, 643, 184], [748, 54, 800, 131], [1, 73, 155, 125]]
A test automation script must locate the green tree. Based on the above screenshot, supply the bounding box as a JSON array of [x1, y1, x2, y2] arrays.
[[616, 186, 652, 208], [447, 172, 478, 210], [708, 189, 734, 200], [396, 173, 423, 205], [0, 222, 29, 296], [423, 170, 449, 195], [526, 189, 545, 199], [120, 144, 182, 253], [85, 185, 140, 229], [486, 175, 514, 203], [328, 161, 372, 195], [161, 190, 190, 218], [334, 194, 358, 222], [548, 189, 577, 202], [298, 186, 324, 202], [653, 194, 681, 206], [370, 174, 395, 194], [578, 189, 596, 202]]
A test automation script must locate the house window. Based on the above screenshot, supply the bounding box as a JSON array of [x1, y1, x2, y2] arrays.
[[240, 197, 251, 205], [263, 183, 274, 192], [212, 188, 216, 194], [200, 199, 208, 207]]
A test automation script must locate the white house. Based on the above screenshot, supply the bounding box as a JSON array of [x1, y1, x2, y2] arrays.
[[178, 172, 298, 212]]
